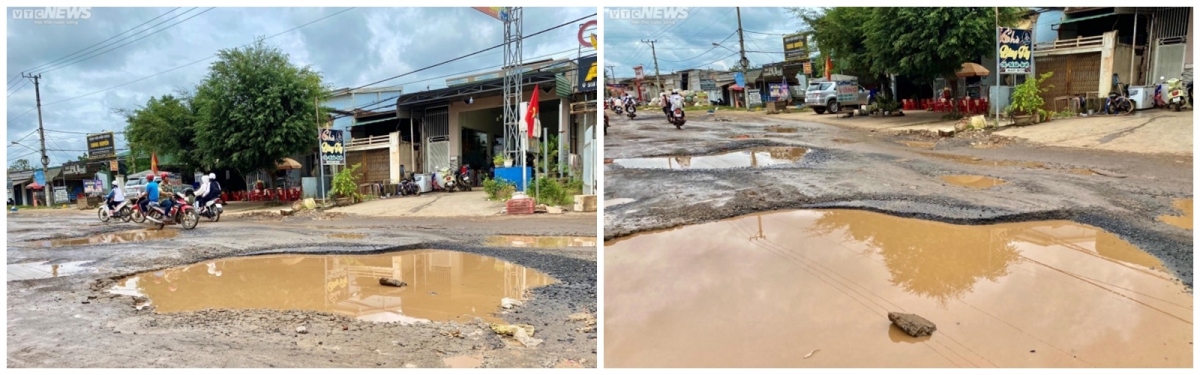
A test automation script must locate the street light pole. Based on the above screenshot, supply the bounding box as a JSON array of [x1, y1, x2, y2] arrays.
[[23, 73, 51, 205]]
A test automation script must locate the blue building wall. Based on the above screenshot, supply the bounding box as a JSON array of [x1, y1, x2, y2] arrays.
[[322, 89, 403, 130], [1036, 10, 1063, 44]]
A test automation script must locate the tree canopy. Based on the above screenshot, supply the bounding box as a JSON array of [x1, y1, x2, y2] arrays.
[[789, 7, 1028, 94], [9, 159, 31, 172], [192, 39, 327, 183], [121, 92, 200, 172]]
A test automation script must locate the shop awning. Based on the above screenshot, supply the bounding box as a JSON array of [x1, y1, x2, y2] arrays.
[[9, 170, 34, 185], [1056, 12, 1118, 25]]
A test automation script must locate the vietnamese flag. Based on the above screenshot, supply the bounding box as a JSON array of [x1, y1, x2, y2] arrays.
[[150, 152, 159, 176], [825, 56, 833, 81], [525, 88, 540, 137]]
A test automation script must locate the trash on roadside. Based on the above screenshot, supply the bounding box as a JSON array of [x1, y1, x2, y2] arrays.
[[379, 278, 408, 287]]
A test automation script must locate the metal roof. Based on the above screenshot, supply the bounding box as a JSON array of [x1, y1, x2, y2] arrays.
[[394, 70, 560, 108]]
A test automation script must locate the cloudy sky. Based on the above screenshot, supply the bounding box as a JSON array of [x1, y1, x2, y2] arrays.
[[6, 7, 594, 167], [605, 7, 804, 78]]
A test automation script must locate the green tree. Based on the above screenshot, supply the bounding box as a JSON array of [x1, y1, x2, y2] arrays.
[[76, 154, 89, 162], [865, 7, 1026, 97], [192, 38, 327, 190], [8, 158, 31, 172], [120, 92, 201, 173]]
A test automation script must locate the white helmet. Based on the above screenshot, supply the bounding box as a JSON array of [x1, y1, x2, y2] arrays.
[[672, 89, 679, 94]]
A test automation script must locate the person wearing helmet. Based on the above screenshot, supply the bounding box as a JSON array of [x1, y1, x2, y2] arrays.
[[669, 89, 685, 112], [157, 172, 175, 216], [194, 174, 212, 212]]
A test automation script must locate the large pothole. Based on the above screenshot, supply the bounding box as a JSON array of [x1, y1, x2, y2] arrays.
[[604, 209, 1191, 367], [484, 235, 597, 248], [110, 249, 558, 324], [26, 229, 179, 248], [612, 147, 807, 170]]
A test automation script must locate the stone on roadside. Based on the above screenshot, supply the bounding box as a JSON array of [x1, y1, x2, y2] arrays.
[[303, 198, 317, 210], [513, 326, 543, 348], [296, 326, 308, 334], [546, 206, 564, 214], [500, 297, 522, 309], [280, 209, 294, 216], [490, 323, 536, 337], [379, 278, 408, 287], [888, 312, 936, 337]]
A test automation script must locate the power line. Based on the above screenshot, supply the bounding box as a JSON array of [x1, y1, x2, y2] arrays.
[[657, 30, 737, 63], [330, 47, 582, 119], [34, 8, 215, 75], [346, 12, 596, 91], [15, 8, 184, 78], [26, 8, 357, 111], [7, 79, 31, 97]]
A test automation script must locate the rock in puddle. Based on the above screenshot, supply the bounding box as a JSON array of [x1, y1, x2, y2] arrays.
[[379, 278, 408, 287], [888, 312, 936, 337]]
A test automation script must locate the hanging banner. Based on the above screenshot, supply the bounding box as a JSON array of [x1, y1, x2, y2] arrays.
[[998, 27, 1033, 74], [87, 132, 115, 159], [472, 7, 510, 22], [783, 32, 810, 62], [319, 129, 345, 166]]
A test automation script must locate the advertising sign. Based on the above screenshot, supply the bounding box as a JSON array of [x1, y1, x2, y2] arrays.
[[700, 79, 717, 91], [319, 129, 345, 166], [110, 159, 119, 172], [734, 72, 746, 88], [472, 7, 509, 22], [746, 89, 763, 107], [768, 83, 788, 101], [761, 63, 784, 79], [633, 65, 645, 80], [836, 82, 859, 102], [783, 33, 810, 62], [87, 132, 115, 159], [998, 27, 1033, 74], [577, 56, 597, 92], [34, 170, 46, 186], [577, 20, 597, 48], [63, 162, 88, 178], [54, 187, 68, 202]]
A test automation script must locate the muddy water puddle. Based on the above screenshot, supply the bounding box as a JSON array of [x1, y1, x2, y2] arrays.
[[613, 147, 806, 170], [27, 229, 178, 248], [919, 152, 1046, 169], [765, 125, 798, 133], [939, 175, 1006, 189], [110, 250, 557, 324], [326, 233, 367, 240], [605, 210, 1191, 367], [1158, 199, 1193, 231], [8, 260, 100, 281], [484, 235, 596, 248]]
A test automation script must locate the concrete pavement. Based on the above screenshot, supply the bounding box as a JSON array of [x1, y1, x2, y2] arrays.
[[326, 190, 506, 217], [995, 109, 1193, 155]]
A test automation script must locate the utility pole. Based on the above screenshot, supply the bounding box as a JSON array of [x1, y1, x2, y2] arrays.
[[736, 7, 750, 110], [23, 73, 51, 205], [642, 39, 663, 95]]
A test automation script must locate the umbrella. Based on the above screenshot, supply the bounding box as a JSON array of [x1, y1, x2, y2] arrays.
[[276, 157, 302, 170], [957, 62, 990, 78]]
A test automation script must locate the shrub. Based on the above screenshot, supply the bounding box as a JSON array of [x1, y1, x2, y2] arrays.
[[483, 177, 516, 201], [530, 176, 570, 206], [331, 163, 363, 201], [1007, 72, 1054, 119]]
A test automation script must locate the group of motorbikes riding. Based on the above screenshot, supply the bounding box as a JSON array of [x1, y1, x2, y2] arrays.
[[1104, 75, 1192, 115], [606, 89, 687, 134], [98, 172, 224, 231]]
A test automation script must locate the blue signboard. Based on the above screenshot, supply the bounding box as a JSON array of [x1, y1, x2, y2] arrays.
[[33, 170, 45, 186], [734, 72, 746, 88]]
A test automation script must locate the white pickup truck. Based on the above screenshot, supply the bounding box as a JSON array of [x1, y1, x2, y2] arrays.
[[805, 80, 873, 114]]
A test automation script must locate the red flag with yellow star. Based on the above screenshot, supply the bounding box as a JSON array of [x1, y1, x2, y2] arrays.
[[525, 88, 539, 137]]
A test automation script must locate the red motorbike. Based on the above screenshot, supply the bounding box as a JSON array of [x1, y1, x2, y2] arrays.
[[145, 192, 199, 230]]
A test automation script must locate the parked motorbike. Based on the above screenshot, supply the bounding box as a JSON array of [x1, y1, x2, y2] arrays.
[[98, 199, 133, 223], [1154, 78, 1168, 108], [1165, 78, 1187, 112], [145, 192, 199, 230], [398, 178, 419, 196], [439, 167, 458, 192], [455, 165, 473, 192], [1105, 83, 1135, 115]]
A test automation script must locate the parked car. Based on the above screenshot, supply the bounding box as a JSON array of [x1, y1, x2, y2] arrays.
[[805, 79, 873, 114]]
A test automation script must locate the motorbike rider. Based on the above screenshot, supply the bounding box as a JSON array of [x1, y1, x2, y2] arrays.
[[105, 181, 126, 216], [207, 173, 222, 204], [660, 91, 671, 117], [157, 172, 175, 216], [623, 92, 636, 110], [194, 174, 212, 212], [669, 89, 685, 114]]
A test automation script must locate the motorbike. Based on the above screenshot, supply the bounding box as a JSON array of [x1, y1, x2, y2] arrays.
[[624, 100, 637, 119], [1154, 78, 1168, 108], [613, 103, 624, 115], [185, 189, 224, 222], [1105, 83, 1135, 115], [1164, 78, 1187, 112], [128, 195, 149, 223], [455, 166, 473, 192], [145, 191, 199, 230], [398, 177, 419, 196], [438, 167, 457, 192], [98, 199, 134, 223], [668, 107, 687, 129]]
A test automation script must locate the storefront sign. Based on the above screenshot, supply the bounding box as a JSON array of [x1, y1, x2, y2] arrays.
[[746, 89, 763, 107], [34, 170, 46, 186], [319, 129, 345, 166], [699, 79, 717, 91], [998, 27, 1033, 74], [84, 180, 101, 194], [783, 33, 810, 62], [762, 63, 784, 79], [768, 83, 788, 101], [633, 65, 644, 80], [734, 72, 746, 88], [54, 187, 68, 202], [110, 159, 119, 172], [87, 132, 116, 159], [577, 20, 597, 48], [577, 56, 597, 92], [836, 82, 859, 102], [803, 62, 813, 75], [63, 162, 88, 178]]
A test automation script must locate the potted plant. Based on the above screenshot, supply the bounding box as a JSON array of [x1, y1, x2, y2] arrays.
[[331, 163, 363, 206], [1006, 72, 1054, 126], [493, 154, 504, 168], [503, 157, 514, 168]]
